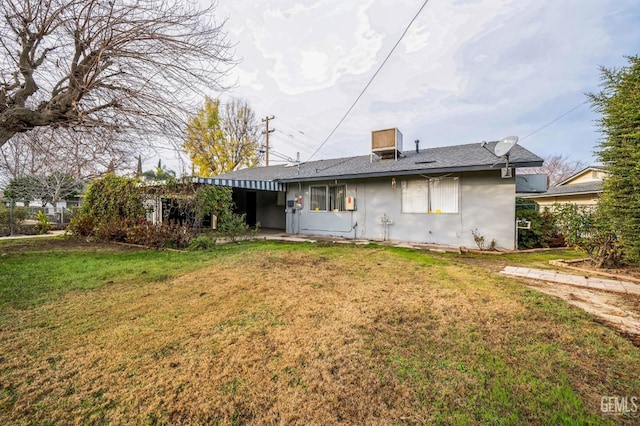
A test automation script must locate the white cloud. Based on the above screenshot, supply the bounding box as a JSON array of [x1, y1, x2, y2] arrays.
[[208, 0, 640, 165]]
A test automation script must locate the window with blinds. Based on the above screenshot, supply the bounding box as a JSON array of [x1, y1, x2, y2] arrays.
[[401, 180, 428, 213], [401, 177, 459, 214], [429, 177, 459, 213], [329, 185, 346, 211], [310, 186, 327, 211], [310, 184, 347, 211]]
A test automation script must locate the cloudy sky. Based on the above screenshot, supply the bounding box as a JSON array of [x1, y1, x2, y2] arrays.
[[197, 0, 639, 168]]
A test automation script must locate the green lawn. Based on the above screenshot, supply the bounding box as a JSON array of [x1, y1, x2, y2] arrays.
[[0, 237, 638, 424]]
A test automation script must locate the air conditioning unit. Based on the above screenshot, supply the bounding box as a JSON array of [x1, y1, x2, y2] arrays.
[[372, 128, 403, 160]]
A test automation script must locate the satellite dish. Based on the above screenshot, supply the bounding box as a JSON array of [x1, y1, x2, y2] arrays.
[[494, 136, 518, 157]]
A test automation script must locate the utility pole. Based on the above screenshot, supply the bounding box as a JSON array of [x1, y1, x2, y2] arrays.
[[261, 115, 275, 166]]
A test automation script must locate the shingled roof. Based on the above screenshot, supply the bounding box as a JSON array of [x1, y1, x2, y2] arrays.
[[521, 181, 603, 198], [209, 141, 543, 183]]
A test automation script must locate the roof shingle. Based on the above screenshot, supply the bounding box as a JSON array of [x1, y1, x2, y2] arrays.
[[212, 141, 543, 182]]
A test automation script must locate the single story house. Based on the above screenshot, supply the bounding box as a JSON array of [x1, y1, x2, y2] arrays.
[[195, 129, 543, 250], [518, 166, 607, 209]]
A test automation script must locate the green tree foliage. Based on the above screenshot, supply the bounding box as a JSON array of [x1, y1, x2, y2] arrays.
[[142, 159, 177, 182], [4, 174, 82, 205], [184, 97, 262, 177], [552, 203, 620, 268], [589, 56, 640, 263]]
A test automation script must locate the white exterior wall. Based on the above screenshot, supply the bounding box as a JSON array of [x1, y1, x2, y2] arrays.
[[285, 171, 516, 249]]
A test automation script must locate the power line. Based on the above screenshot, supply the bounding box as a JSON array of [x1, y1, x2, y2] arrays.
[[520, 100, 589, 142], [306, 0, 431, 162]]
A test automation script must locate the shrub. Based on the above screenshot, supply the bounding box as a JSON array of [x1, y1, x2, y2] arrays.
[[94, 218, 130, 242], [471, 228, 496, 251], [515, 199, 565, 249], [126, 222, 194, 249], [81, 174, 146, 224], [188, 235, 217, 251], [35, 210, 51, 234], [0, 205, 29, 226], [67, 213, 96, 237], [516, 209, 563, 249], [552, 203, 621, 268], [218, 213, 253, 242]]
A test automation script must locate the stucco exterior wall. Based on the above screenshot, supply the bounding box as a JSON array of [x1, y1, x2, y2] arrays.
[[285, 170, 517, 249]]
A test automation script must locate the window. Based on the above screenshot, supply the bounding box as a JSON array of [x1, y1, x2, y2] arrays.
[[429, 177, 459, 213], [401, 180, 428, 213], [329, 185, 346, 211], [401, 177, 459, 214], [310, 186, 327, 211], [310, 184, 347, 211]]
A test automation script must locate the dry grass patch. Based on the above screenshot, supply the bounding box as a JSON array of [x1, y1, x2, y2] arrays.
[[1, 242, 639, 424]]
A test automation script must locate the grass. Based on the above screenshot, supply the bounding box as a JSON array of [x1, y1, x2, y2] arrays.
[[0, 237, 639, 424]]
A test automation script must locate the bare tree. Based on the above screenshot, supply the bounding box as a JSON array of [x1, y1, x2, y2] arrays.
[[0, 127, 135, 186], [523, 154, 588, 187], [221, 98, 263, 169], [0, 0, 234, 148]]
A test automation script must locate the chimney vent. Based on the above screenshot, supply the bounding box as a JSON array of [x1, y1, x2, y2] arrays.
[[415, 139, 420, 154]]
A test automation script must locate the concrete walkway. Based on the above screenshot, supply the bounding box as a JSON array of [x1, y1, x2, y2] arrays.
[[0, 230, 66, 240], [500, 266, 640, 296]]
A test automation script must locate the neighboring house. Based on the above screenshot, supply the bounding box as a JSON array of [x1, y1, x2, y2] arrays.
[[518, 166, 608, 209], [0, 198, 81, 223], [195, 129, 543, 250]]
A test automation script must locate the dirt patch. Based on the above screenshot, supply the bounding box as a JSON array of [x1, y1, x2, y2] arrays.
[[0, 237, 142, 254], [522, 280, 640, 346]]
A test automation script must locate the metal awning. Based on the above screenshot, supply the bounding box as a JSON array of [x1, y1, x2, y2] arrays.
[[193, 177, 286, 192]]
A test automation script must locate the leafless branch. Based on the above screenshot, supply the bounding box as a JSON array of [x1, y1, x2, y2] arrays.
[[0, 0, 235, 148]]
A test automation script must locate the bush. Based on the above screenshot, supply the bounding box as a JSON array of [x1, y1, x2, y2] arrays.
[[516, 209, 564, 249], [188, 234, 217, 251], [94, 218, 130, 242], [67, 213, 97, 237], [126, 222, 194, 249], [218, 213, 253, 242], [81, 174, 146, 224], [67, 177, 243, 248], [515, 199, 565, 249], [35, 210, 51, 234], [0, 205, 29, 226], [552, 203, 621, 268]]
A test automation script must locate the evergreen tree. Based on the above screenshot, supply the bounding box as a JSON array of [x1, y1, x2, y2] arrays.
[[589, 56, 640, 263]]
